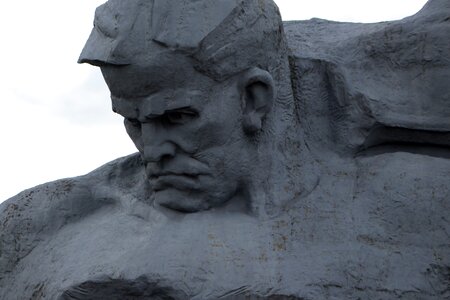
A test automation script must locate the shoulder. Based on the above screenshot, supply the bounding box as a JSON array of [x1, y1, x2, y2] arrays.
[[0, 153, 145, 282]]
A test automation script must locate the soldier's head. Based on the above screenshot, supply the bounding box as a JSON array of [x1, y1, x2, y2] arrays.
[[79, 0, 316, 214]]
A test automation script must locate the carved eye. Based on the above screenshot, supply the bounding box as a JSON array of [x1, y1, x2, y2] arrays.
[[165, 109, 198, 125]]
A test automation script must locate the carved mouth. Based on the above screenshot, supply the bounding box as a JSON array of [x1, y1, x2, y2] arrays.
[[356, 126, 450, 159], [149, 173, 202, 191], [149, 172, 200, 179]]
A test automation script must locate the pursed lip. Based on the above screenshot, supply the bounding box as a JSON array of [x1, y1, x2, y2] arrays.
[[148, 171, 206, 179], [144, 155, 211, 179], [144, 155, 211, 190], [148, 173, 206, 191], [147, 170, 208, 180]]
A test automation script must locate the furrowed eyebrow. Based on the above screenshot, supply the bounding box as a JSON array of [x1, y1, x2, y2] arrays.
[[110, 89, 203, 119]]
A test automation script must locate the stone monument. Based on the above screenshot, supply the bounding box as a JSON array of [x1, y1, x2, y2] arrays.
[[1, 0, 449, 299]]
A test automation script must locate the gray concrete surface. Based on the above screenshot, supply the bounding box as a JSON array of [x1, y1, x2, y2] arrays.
[[0, 0, 449, 299]]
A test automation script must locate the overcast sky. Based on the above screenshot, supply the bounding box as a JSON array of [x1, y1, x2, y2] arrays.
[[0, 0, 429, 203]]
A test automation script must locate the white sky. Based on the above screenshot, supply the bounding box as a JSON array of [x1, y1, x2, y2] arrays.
[[0, 0, 429, 203]]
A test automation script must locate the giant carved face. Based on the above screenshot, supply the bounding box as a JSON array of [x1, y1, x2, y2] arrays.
[[78, 0, 283, 212], [100, 52, 271, 213]]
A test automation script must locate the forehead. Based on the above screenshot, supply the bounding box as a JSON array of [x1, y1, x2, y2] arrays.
[[102, 51, 229, 118], [101, 51, 216, 98]]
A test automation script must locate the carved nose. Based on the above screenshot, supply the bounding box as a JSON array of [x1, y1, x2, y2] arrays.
[[143, 143, 176, 162], [140, 122, 176, 162]]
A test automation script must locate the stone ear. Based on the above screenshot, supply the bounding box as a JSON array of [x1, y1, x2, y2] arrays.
[[241, 68, 275, 134]]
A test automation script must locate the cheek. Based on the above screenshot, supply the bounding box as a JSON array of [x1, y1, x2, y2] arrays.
[[190, 120, 243, 154], [198, 88, 243, 144], [194, 145, 248, 179], [193, 108, 243, 150]]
